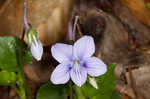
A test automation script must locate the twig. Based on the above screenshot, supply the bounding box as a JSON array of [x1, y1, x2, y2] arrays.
[[116, 84, 136, 99], [128, 67, 143, 99]]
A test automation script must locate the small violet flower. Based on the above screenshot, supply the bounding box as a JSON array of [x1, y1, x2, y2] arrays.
[[24, 2, 43, 61], [27, 29, 43, 61], [50, 36, 107, 87]]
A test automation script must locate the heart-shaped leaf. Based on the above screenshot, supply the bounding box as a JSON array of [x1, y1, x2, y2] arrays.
[[0, 36, 32, 72], [79, 64, 116, 99], [0, 70, 17, 86], [37, 82, 69, 99]]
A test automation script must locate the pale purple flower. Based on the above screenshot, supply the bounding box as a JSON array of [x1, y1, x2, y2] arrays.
[[27, 29, 43, 61], [50, 36, 107, 87], [24, 2, 43, 61], [28, 32, 43, 61], [30, 41, 43, 61]]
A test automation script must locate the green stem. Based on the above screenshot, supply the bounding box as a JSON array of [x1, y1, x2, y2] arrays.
[[73, 86, 86, 99], [17, 67, 32, 99], [69, 80, 73, 99], [16, 29, 32, 99], [16, 73, 26, 99]]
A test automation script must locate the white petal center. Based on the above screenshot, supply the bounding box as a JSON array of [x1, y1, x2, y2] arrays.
[[72, 59, 81, 69]]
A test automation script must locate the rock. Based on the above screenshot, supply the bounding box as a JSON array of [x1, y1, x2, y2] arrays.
[[126, 65, 150, 99]]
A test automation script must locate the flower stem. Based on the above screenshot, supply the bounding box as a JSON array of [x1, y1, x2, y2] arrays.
[[72, 16, 79, 41], [15, 2, 32, 99], [24, 2, 29, 32], [16, 29, 32, 99], [16, 73, 26, 99], [69, 80, 73, 99]]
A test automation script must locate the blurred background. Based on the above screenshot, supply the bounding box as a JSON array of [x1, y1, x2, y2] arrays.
[[0, 0, 150, 99]]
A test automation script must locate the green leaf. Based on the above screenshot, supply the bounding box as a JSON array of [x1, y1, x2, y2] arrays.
[[37, 82, 69, 99], [80, 64, 116, 99], [0, 36, 32, 72], [0, 70, 17, 86]]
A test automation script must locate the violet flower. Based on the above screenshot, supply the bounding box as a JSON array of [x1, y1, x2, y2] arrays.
[[27, 29, 43, 61], [50, 36, 107, 87], [24, 2, 43, 61]]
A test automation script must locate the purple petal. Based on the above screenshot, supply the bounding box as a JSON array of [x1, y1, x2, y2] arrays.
[[51, 43, 73, 63], [73, 36, 95, 60], [70, 67, 87, 87], [30, 40, 43, 61], [84, 57, 107, 77], [50, 62, 70, 84]]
